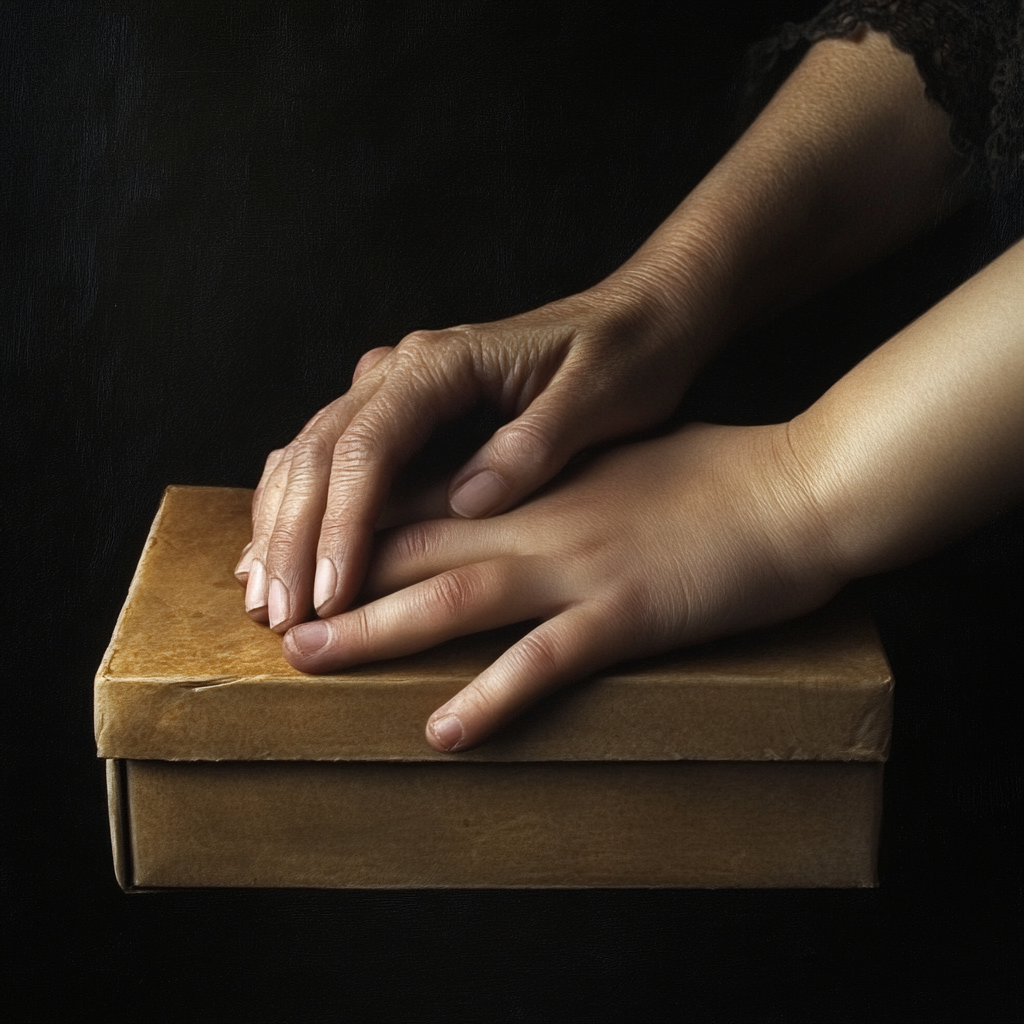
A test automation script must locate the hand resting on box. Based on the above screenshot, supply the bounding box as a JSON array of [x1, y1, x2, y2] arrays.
[[234, 30, 1024, 750], [288, 237, 1024, 750]]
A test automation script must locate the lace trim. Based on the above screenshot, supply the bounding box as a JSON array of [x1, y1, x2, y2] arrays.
[[987, 3, 1024, 202], [748, 0, 1024, 209]]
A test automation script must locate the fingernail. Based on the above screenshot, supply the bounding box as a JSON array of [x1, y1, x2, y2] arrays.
[[245, 559, 268, 613], [313, 557, 337, 613], [449, 470, 510, 518], [428, 714, 465, 751], [287, 619, 330, 657], [268, 578, 291, 629], [234, 543, 253, 584]]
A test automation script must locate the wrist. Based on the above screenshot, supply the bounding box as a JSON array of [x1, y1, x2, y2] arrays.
[[772, 411, 930, 586], [756, 421, 854, 593], [582, 209, 744, 382], [657, 423, 849, 641]]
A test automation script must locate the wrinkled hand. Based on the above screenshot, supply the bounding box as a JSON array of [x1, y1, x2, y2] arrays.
[[234, 289, 695, 632], [280, 422, 845, 751]]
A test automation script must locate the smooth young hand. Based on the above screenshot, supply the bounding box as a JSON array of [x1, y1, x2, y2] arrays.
[[281, 422, 844, 751]]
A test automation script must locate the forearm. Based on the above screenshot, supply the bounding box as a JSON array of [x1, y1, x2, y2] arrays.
[[588, 30, 965, 378], [781, 235, 1024, 581]]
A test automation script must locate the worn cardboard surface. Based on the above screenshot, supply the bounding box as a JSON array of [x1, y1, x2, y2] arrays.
[[95, 486, 893, 763], [124, 760, 882, 888], [96, 486, 893, 888]]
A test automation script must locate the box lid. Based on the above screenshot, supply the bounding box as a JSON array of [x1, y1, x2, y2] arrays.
[[95, 486, 893, 762]]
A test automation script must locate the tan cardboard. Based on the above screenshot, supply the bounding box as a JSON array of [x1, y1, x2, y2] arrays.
[[96, 486, 894, 888], [124, 760, 882, 888], [95, 486, 893, 764]]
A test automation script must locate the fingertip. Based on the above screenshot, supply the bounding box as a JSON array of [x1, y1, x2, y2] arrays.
[[234, 542, 254, 587], [267, 578, 292, 633], [312, 537, 371, 618], [425, 712, 469, 753], [247, 605, 270, 626], [282, 618, 331, 670], [245, 559, 269, 619], [280, 631, 302, 668], [313, 557, 337, 615]]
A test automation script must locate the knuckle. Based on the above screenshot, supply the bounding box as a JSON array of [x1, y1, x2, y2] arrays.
[[331, 427, 382, 471], [391, 522, 435, 565], [394, 330, 468, 383], [396, 330, 439, 359], [356, 345, 392, 366], [493, 418, 558, 472], [316, 516, 349, 549], [348, 606, 373, 653], [423, 567, 485, 620], [509, 629, 561, 679], [262, 448, 286, 474], [603, 582, 674, 646], [392, 339, 444, 387], [267, 523, 303, 554], [288, 432, 333, 470]]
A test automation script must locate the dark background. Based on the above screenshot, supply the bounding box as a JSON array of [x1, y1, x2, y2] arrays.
[[2, 2, 1020, 1021]]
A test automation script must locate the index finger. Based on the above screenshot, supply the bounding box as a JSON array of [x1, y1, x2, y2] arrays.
[[296, 334, 485, 618]]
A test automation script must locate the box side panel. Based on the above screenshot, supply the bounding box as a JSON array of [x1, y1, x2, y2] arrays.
[[126, 760, 881, 889]]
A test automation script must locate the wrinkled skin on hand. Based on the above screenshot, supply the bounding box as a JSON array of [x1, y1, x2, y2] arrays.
[[234, 290, 693, 633], [280, 422, 844, 751]]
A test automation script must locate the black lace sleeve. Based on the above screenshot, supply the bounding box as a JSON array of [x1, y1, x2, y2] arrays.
[[747, 1, 1024, 250]]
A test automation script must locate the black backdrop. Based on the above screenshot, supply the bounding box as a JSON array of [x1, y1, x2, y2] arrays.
[[2, 2, 1021, 1021]]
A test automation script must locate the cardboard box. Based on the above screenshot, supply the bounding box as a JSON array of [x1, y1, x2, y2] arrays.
[[96, 486, 892, 888]]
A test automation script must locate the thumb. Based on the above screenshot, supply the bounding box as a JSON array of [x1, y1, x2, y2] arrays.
[[446, 375, 606, 519]]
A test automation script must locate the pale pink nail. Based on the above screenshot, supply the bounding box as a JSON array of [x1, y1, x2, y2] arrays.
[[268, 578, 290, 629], [428, 714, 465, 751], [245, 559, 268, 612], [287, 619, 330, 657], [234, 542, 254, 583], [449, 470, 510, 518], [313, 557, 337, 613]]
